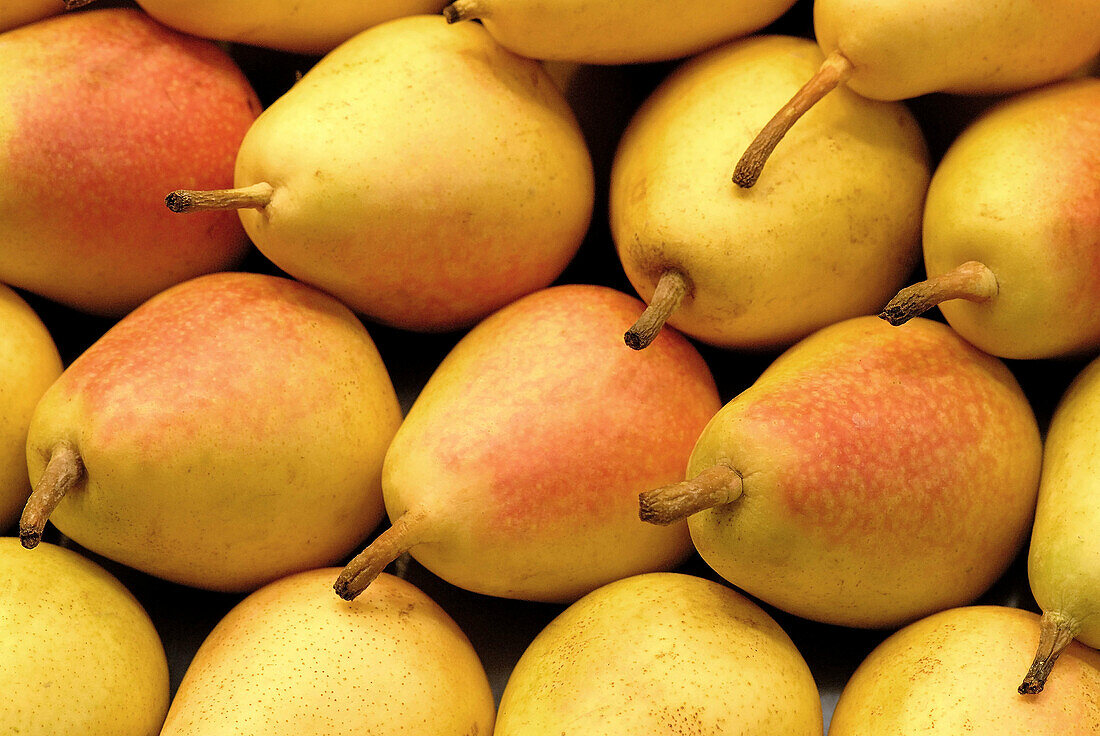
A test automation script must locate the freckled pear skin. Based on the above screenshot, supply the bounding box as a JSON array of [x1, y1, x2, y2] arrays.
[[160, 570, 495, 736], [682, 316, 1040, 627], [921, 80, 1100, 359], [0, 285, 61, 530], [610, 35, 928, 349], [444, 0, 798, 64], [0, 9, 258, 316], [495, 573, 822, 735], [830, 607, 1100, 735], [134, 0, 446, 54], [372, 285, 720, 602], [0, 539, 169, 736], [230, 15, 594, 332], [25, 272, 402, 591]]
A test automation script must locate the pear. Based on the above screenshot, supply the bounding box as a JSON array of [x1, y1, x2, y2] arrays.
[[168, 15, 594, 332], [160, 569, 494, 736], [441, 0, 798, 63], [0, 0, 61, 32], [639, 316, 1041, 627], [495, 572, 822, 735], [334, 284, 721, 603], [20, 272, 402, 591], [0, 9, 259, 316], [881, 79, 1100, 359], [0, 538, 169, 736], [830, 606, 1100, 735], [1019, 354, 1100, 694], [0, 285, 61, 530], [610, 34, 928, 350], [734, 0, 1100, 186]]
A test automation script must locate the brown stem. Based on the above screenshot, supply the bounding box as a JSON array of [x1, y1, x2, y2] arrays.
[[625, 270, 690, 350], [20, 441, 84, 549], [732, 50, 853, 189], [879, 261, 998, 326], [64, 0, 98, 8], [442, 0, 480, 23], [333, 507, 430, 601], [1019, 610, 1080, 695], [640, 463, 743, 526], [165, 182, 274, 214]]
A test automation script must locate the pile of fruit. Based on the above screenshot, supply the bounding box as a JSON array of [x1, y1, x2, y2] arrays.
[[2, 1, 1099, 733]]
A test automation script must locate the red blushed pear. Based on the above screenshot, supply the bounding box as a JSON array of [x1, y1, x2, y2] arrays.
[[0, 8, 259, 317], [880, 79, 1100, 359], [334, 284, 721, 603], [733, 0, 1100, 187], [20, 272, 402, 592], [167, 15, 594, 332], [640, 316, 1041, 628]]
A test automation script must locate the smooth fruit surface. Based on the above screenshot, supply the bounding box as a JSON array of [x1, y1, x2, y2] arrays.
[[161, 569, 495, 736], [0, 284, 61, 530], [496, 572, 822, 735], [0, 0, 61, 33], [0, 538, 169, 736], [26, 272, 402, 591]]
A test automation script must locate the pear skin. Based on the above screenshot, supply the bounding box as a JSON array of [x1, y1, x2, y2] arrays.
[[132, 0, 446, 54], [0, 9, 258, 316], [642, 316, 1040, 627], [0, 285, 61, 530], [495, 573, 822, 735], [336, 285, 720, 603], [898, 79, 1100, 359], [830, 606, 1100, 735], [173, 15, 594, 332], [442, 0, 798, 63], [1022, 353, 1100, 693], [0, 538, 169, 736], [0, 0, 61, 32], [23, 272, 402, 591], [160, 569, 494, 736], [611, 35, 928, 349]]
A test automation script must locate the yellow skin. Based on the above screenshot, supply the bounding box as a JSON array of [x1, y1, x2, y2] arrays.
[[830, 606, 1100, 734], [26, 273, 402, 591], [495, 573, 822, 735], [816, 0, 1100, 100], [161, 569, 495, 736], [1029, 355, 1100, 650], [610, 35, 928, 349], [0, 0, 60, 33], [0, 539, 169, 736], [924, 79, 1100, 359], [0, 284, 60, 530], [452, 0, 798, 64], [134, 0, 445, 54], [236, 15, 594, 332]]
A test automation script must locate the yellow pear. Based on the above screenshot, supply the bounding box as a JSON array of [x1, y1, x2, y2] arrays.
[[441, 0, 798, 63], [168, 15, 594, 332], [880, 79, 1100, 359], [0, 284, 60, 530], [0, 538, 169, 736], [495, 572, 822, 734], [830, 606, 1100, 735], [1020, 354, 1100, 694], [0, 0, 61, 33], [160, 569, 495, 736], [610, 35, 928, 350]]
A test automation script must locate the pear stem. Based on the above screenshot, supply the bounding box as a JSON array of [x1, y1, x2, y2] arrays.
[[442, 0, 481, 23], [20, 441, 84, 549], [1019, 610, 1080, 695], [733, 50, 853, 188], [334, 507, 430, 601], [64, 0, 97, 8], [625, 270, 690, 350], [879, 261, 998, 326], [640, 463, 743, 526], [165, 182, 274, 214]]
